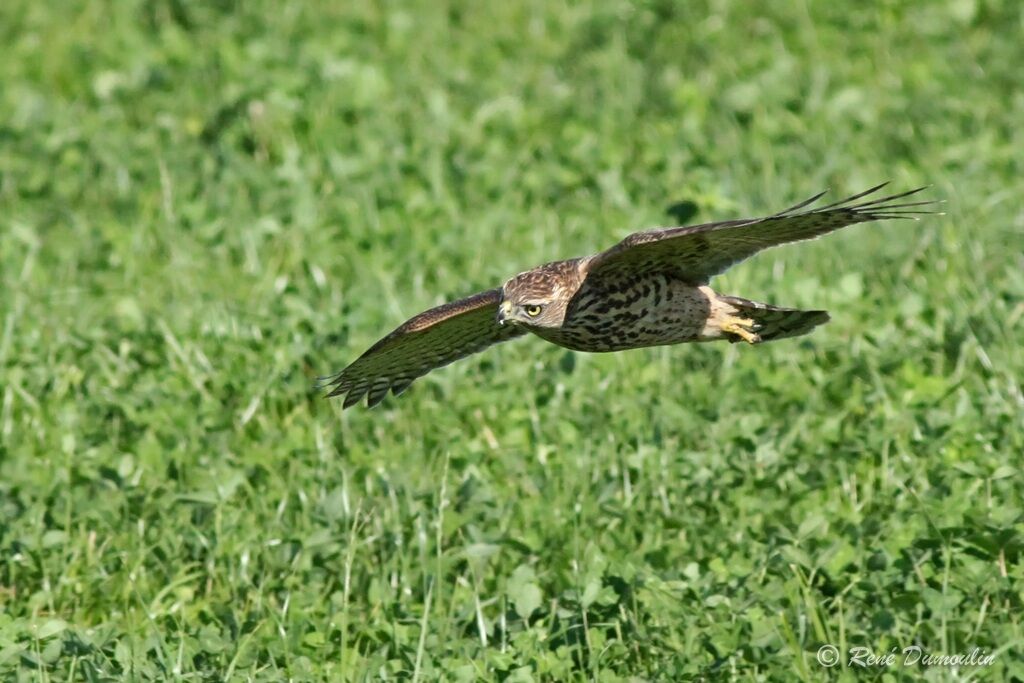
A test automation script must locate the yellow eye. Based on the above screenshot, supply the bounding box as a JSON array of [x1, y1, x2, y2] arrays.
[[524, 304, 543, 317]]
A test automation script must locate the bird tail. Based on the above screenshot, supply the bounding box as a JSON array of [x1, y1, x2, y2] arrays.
[[720, 295, 830, 343]]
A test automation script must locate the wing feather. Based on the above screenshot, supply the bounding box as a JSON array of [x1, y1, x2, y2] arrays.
[[586, 184, 938, 283], [322, 288, 525, 409]]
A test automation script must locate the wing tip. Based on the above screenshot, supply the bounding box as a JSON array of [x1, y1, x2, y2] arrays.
[[810, 183, 941, 221], [342, 389, 367, 409], [336, 380, 416, 409], [315, 373, 341, 390]]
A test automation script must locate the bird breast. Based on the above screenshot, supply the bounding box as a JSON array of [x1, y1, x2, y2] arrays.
[[528, 274, 714, 352]]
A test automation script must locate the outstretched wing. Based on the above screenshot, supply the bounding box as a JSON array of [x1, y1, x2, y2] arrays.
[[322, 289, 525, 409], [586, 183, 938, 283]]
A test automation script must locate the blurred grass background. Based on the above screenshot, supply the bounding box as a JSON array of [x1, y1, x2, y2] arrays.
[[1, 0, 1022, 680]]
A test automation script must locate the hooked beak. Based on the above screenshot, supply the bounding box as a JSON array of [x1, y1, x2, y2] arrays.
[[496, 300, 513, 325]]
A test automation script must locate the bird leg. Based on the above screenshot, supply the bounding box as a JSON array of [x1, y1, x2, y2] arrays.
[[720, 315, 762, 344]]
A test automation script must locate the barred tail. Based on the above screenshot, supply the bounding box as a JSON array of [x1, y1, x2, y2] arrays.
[[720, 295, 830, 343]]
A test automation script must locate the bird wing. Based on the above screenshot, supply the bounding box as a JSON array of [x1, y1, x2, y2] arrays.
[[585, 184, 937, 284], [322, 288, 525, 409]]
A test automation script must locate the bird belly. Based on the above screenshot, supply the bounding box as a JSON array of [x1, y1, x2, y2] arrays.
[[533, 278, 717, 352]]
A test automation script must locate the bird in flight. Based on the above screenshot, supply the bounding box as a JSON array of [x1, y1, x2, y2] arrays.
[[324, 183, 935, 408]]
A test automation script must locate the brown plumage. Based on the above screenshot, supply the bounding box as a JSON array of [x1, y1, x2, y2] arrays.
[[324, 183, 937, 408]]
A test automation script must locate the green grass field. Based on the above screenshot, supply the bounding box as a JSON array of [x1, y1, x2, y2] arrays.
[[2, 0, 1022, 680]]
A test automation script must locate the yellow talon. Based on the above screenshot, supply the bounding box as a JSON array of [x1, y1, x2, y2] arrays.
[[723, 316, 761, 344]]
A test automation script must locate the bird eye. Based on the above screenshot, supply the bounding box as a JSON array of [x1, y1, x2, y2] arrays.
[[524, 304, 543, 317]]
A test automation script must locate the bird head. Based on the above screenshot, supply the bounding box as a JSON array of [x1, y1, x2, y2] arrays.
[[497, 260, 580, 328]]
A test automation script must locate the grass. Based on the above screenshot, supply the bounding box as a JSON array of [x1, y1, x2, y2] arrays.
[[1, 0, 1022, 680]]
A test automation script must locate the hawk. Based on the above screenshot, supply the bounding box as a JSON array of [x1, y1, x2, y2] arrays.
[[324, 183, 935, 408]]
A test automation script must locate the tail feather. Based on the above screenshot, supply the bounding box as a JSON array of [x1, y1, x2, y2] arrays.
[[720, 295, 830, 343]]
